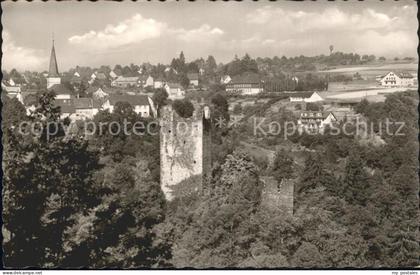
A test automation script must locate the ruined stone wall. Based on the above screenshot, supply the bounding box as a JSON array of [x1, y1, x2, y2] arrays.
[[160, 104, 211, 200], [261, 176, 294, 216]]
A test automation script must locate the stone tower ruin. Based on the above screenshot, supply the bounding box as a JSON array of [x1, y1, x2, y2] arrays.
[[159, 103, 212, 200]]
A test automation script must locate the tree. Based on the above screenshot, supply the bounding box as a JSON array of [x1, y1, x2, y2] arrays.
[[232, 104, 242, 115], [241, 53, 258, 74], [2, 94, 103, 267], [306, 103, 323, 111], [179, 73, 190, 89], [62, 162, 171, 268], [168, 152, 262, 267], [291, 242, 325, 267], [272, 150, 294, 187], [355, 98, 369, 115], [343, 150, 370, 205], [298, 153, 336, 195], [1, 95, 27, 131], [152, 88, 169, 110], [211, 93, 229, 123], [205, 55, 217, 74], [173, 99, 194, 118]]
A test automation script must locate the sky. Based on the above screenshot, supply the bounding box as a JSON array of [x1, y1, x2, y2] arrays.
[[2, 0, 418, 72]]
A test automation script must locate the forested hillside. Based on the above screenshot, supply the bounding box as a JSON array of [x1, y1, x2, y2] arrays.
[[2, 90, 418, 268]]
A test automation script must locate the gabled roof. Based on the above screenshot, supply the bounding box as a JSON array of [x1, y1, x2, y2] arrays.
[[96, 72, 107, 80], [166, 82, 182, 89], [48, 84, 72, 95], [73, 98, 102, 109], [229, 73, 262, 85], [397, 72, 414, 78], [286, 92, 314, 98], [113, 76, 139, 82], [383, 71, 414, 79], [54, 99, 75, 114], [138, 75, 149, 82], [109, 94, 150, 106], [187, 72, 199, 80]]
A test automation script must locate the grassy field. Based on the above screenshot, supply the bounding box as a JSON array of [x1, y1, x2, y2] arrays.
[[320, 62, 418, 73]]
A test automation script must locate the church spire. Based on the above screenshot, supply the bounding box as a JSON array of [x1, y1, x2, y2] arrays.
[[48, 37, 59, 77]]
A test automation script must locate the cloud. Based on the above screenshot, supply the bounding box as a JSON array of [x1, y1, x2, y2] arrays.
[[2, 31, 47, 71], [68, 14, 166, 51], [242, 5, 417, 58], [247, 6, 396, 32], [172, 24, 224, 42], [69, 14, 224, 52]]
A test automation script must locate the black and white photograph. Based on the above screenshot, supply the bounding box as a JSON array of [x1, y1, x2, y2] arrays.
[[1, 0, 419, 271]]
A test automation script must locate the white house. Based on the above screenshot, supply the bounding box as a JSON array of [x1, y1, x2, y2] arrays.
[[48, 84, 73, 100], [139, 75, 154, 88], [109, 70, 118, 79], [225, 73, 263, 95], [298, 111, 337, 133], [2, 80, 23, 104], [220, 75, 232, 84], [187, 73, 199, 87], [164, 67, 178, 74], [54, 99, 76, 119], [102, 94, 156, 118], [165, 83, 185, 100], [379, 71, 415, 87], [111, 76, 140, 87], [91, 87, 109, 100], [289, 92, 324, 103], [154, 78, 165, 89], [73, 98, 102, 120]]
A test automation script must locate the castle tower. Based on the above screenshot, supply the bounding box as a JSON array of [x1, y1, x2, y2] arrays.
[[47, 39, 61, 89], [160, 103, 212, 200]]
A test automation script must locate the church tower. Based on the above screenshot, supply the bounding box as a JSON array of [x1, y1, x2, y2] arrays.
[[47, 39, 61, 89]]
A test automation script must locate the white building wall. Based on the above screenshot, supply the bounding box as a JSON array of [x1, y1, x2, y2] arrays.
[[47, 77, 61, 89]]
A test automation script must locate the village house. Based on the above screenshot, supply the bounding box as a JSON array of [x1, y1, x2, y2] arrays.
[[73, 98, 102, 120], [154, 77, 165, 89], [23, 93, 38, 116], [48, 83, 73, 100], [225, 73, 263, 95], [109, 70, 119, 79], [139, 75, 154, 88], [102, 94, 157, 118], [2, 80, 23, 104], [297, 111, 337, 133], [379, 71, 415, 87], [288, 91, 324, 103], [87, 87, 110, 100], [54, 98, 76, 119], [187, 73, 199, 87], [164, 83, 185, 100], [164, 67, 178, 74], [111, 76, 140, 87], [6, 77, 26, 87], [220, 75, 232, 84]]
